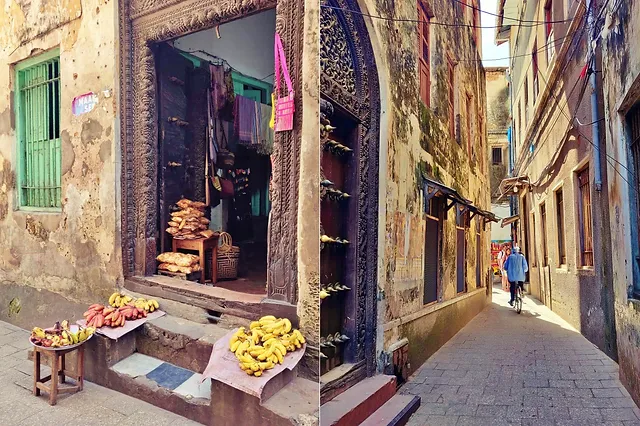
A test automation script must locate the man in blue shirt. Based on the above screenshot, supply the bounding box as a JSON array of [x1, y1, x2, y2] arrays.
[[504, 246, 529, 306]]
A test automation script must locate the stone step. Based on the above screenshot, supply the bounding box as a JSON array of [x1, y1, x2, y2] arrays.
[[136, 314, 234, 373], [360, 394, 421, 426], [320, 375, 397, 426], [110, 353, 210, 424]]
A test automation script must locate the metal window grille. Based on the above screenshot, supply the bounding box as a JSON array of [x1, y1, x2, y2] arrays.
[[17, 56, 61, 208], [577, 168, 594, 267], [492, 147, 503, 164]]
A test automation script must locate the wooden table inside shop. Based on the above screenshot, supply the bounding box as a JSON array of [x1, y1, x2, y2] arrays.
[[33, 345, 84, 406], [172, 234, 219, 284]]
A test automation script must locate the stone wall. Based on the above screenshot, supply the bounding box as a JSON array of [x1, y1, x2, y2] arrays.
[[0, 0, 120, 320], [361, 0, 491, 376], [600, 0, 640, 406]]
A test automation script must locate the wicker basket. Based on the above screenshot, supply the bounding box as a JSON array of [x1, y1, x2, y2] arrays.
[[217, 232, 240, 280]]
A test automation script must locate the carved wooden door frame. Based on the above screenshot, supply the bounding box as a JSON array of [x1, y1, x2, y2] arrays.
[[118, 0, 304, 305], [320, 0, 380, 377]]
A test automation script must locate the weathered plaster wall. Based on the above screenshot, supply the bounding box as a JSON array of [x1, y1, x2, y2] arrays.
[[0, 0, 121, 317], [486, 67, 509, 202], [507, 0, 616, 360], [601, 0, 640, 405], [360, 0, 491, 375]]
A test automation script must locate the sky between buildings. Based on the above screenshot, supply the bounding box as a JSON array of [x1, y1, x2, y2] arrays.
[[481, 0, 510, 67]]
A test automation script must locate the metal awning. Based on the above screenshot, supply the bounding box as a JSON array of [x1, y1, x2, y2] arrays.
[[422, 177, 472, 212], [497, 175, 530, 202], [500, 215, 520, 228], [468, 205, 500, 224]]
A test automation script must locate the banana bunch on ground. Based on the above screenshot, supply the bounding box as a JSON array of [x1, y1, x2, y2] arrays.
[[228, 316, 306, 377], [109, 292, 159, 313], [30, 321, 95, 348]]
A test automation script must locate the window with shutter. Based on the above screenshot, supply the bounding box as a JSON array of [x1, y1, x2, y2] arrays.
[[424, 196, 442, 304], [577, 167, 593, 267], [15, 51, 62, 209], [541, 202, 548, 267], [556, 188, 566, 265], [448, 56, 456, 140], [492, 147, 503, 164], [418, 3, 431, 107]]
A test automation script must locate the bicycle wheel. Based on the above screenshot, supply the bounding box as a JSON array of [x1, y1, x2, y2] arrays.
[[516, 295, 522, 314]]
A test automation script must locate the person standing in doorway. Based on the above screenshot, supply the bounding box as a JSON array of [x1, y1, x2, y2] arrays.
[[497, 246, 509, 291], [504, 246, 528, 306]]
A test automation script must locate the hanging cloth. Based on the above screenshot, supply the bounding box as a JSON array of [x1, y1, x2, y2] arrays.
[[258, 103, 274, 155], [234, 95, 260, 145], [210, 64, 228, 114]]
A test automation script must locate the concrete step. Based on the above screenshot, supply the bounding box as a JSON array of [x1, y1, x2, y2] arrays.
[[81, 313, 317, 425], [320, 375, 397, 426], [136, 314, 234, 373], [211, 375, 320, 426], [360, 394, 421, 426], [110, 353, 210, 423]]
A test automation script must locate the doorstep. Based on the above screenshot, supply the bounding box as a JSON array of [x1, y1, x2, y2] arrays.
[[125, 275, 298, 323]]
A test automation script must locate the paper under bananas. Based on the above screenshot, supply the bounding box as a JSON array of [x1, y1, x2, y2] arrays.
[[228, 316, 306, 377], [30, 322, 95, 348]]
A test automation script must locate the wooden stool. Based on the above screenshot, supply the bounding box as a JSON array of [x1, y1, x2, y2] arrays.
[[172, 235, 219, 284], [33, 345, 84, 406]]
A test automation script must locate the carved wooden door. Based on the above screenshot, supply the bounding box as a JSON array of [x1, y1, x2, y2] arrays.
[[320, 101, 355, 375], [156, 44, 195, 254], [320, 0, 381, 389]]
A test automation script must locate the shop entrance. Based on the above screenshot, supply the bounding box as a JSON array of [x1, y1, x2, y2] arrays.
[[152, 10, 276, 297]]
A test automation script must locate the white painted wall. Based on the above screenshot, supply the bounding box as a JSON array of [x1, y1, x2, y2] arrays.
[[175, 9, 276, 84], [491, 203, 511, 241]]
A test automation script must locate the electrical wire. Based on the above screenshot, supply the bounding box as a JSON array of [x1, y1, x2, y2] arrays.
[[179, 48, 275, 82], [459, 29, 579, 63], [451, 0, 573, 25], [320, 4, 564, 29], [322, 4, 583, 64], [537, 68, 637, 190]]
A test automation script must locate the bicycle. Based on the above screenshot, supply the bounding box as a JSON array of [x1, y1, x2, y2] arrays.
[[514, 284, 523, 314]]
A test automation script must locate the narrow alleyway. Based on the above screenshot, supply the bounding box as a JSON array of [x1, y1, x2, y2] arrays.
[[0, 321, 199, 426], [402, 285, 640, 426]]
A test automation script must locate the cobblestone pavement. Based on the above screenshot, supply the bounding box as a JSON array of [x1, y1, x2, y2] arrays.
[[403, 285, 640, 426], [0, 320, 199, 426]]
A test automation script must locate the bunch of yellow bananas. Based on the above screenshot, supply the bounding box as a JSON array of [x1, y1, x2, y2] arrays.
[[109, 292, 159, 312], [228, 316, 306, 377], [134, 298, 159, 313], [109, 292, 133, 308]]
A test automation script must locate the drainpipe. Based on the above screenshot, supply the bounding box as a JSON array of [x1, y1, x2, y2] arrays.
[[506, 68, 516, 219], [587, 0, 603, 191]]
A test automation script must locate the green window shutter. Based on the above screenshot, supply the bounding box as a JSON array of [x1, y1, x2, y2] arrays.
[[16, 53, 61, 209]]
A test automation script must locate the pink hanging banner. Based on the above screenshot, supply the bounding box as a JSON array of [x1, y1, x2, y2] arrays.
[[273, 33, 295, 132]]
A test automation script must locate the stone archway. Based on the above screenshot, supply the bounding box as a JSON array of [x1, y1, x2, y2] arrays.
[[320, 0, 381, 384], [118, 0, 305, 307]]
